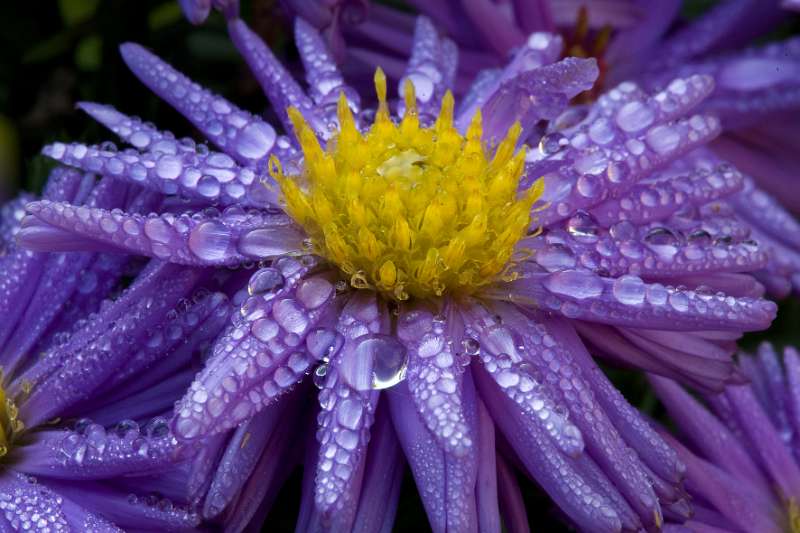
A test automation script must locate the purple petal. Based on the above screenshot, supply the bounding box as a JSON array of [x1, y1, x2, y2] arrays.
[[294, 17, 361, 118], [494, 269, 775, 332], [119, 42, 280, 167], [226, 18, 326, 136], [21, 201, 305, 264], [397, 305, 473, 456], [20, 262, 204, 426], [313, 292, 383, 518], [172, 259, 334, 439], [351, 405, 404, 533], [387, 378, 479, 533]]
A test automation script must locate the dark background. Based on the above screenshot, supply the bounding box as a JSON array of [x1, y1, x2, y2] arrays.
[[1, 1, 798, 530]]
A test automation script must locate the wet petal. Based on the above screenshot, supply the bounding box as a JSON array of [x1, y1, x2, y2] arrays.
[[21, 201, 304, 265], [227, 18, 327, 136], [119, 42, 281, 167], [172, 258, 333, 439], [493, 269, 775, 331], [313, 292, 383, 518], [397, 305, 473, 456]]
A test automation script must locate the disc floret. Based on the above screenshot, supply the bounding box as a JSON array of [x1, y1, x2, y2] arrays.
[[271, 69, 542, 300]]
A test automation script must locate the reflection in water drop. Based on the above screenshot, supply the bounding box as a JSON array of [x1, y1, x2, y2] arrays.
[[339, 334, 408, 391]]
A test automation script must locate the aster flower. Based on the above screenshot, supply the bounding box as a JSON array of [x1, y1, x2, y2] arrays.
[[18, 5, 780, 532], [0, 167, 222, 530], [302, 0, 800, 297], [652, 343, 800, 532]]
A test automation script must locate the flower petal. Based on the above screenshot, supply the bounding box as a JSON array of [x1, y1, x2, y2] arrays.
[[119, 42, 282, 168]]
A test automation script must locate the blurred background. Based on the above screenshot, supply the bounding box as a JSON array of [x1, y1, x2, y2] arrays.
[[1, 0, 799, 529]]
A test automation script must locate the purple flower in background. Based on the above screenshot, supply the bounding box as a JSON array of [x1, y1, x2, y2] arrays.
[[307, 0, 800, 297], [15, 1, 783, 531], [0, 168, 218, 530], [652, 343, 800, 532]]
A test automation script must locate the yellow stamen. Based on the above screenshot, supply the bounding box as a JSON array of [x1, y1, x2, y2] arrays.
[[0, 375, 24, 459], [788, 499, 800, 533], [270, 73, 543, 300]]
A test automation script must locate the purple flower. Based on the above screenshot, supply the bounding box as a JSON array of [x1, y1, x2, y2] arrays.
[[652, 343, 800, 532], [18, 5, 780, 532], [0, 168, 217, 530], [317, 0, 800, 297]]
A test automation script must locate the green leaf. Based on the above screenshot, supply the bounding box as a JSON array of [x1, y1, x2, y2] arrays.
[[75, 34, 103, 72], [22, 32, 73, 64], [148, 2, 183, 31], [59, 0, 100, 26]]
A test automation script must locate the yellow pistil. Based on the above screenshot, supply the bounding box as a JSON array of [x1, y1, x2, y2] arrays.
[[270, 69, 542, 300], [0, 372, 24, 459]]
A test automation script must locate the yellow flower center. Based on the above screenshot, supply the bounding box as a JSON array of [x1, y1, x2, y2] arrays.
[[788, 499, 800, 533], [0, 377, 24, 459], [270, 69, 542, 300]]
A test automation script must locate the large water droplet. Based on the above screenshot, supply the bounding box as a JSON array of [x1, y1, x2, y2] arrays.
[[313, 363, 329, 389], [235, 121, 276, 160], [156, 155, 182, 180], [337, 398, 364, 430], [612, 275, 646, 305], [306, 328, 343, 362], [566, 211, 599, 243], [543, 270, 604, 300], [646, 125, 681, 155], [238, 227, 304, 258], [574, 151, 608, 176], [615, 101, 654, 132], [188, 220, 233, 262], [536, 243, 576, 271], [339, 334, 408, 391], [247, 267, 284, 295], [538, 133, 566, 155]]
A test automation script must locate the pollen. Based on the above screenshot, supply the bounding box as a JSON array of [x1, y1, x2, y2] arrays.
[[0, 373, 24, 459], [270, 69, 543, 300]]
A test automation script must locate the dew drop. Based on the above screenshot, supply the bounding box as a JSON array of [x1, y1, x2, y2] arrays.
[[612, 275, 646, 305], [188, 220, 233, 262], [339, 334, 408, 391], [566, 211, 599, 243], [247, 267, 284, 296]]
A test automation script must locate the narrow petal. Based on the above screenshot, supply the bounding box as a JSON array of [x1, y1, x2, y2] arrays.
[[40, 141, 273, 208], [725, 384, 800, 500], [387, 378, 479, 533], [476, 58, 598, 140], [22, 201, 305, 264], [533, 76, 718, 228], [351, 406, 404, 533], [226, 18, 326, 136], [314, 292, 383, 518], [463, 303, 584, 457], [475, 399, 501, 533], [493, 270, 775, 331], [473, 363, 625, 532], [0, 473, 120, 532], [649, 375, 769, 491], [13, 420, 186, 481], [119, 43, 280, 167], [294, 18, 361, 117], [397, 16, 451, 120], [202, 397, 286, 518], [20, 262, 204, 426], [588, 162, 743, 227], [397, 305, 473, 456], [172, 259, 335, 439]]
